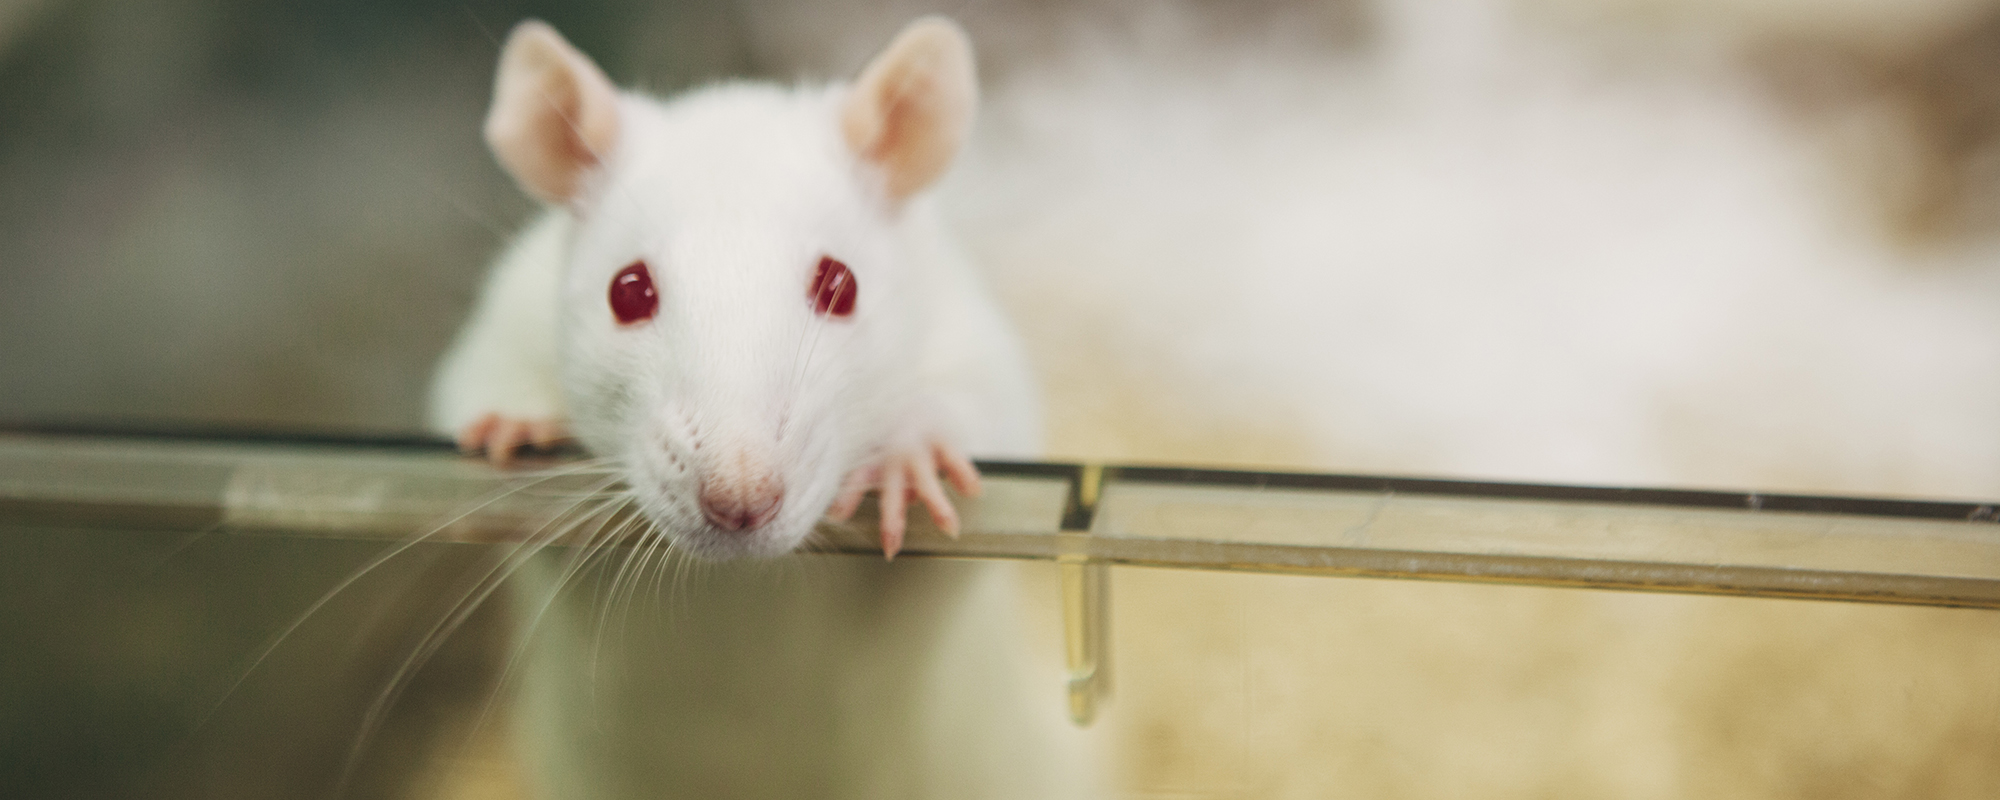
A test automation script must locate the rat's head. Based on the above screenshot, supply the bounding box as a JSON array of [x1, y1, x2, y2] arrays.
[[483, 18, 977, 558]]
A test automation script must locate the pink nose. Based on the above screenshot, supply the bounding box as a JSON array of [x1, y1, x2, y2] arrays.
[[698, 474, 785, 532]]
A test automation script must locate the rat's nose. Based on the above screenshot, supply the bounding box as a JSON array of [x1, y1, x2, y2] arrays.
[[697, 473, 785, 533]]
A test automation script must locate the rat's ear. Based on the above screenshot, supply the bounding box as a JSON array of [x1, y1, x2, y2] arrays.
[[841, 16, 977, 202], [485, 20, 621, 205]]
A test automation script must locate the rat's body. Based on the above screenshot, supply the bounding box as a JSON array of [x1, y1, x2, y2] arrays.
[[429, 18, 1088, 799]]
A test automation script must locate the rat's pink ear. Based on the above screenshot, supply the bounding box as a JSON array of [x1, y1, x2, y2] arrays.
[[841, 17, 978, 202], [485, 20, 621, 205]]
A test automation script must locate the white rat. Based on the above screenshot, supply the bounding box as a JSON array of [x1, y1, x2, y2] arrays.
[[428, 16, 1090, 800], [430, 15, 1041, 559]]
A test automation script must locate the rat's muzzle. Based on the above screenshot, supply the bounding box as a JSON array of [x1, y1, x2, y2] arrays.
[[695, 450, 786, 533]]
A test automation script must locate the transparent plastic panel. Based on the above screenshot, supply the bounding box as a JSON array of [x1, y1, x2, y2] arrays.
[[8, 430, 1999, 608]]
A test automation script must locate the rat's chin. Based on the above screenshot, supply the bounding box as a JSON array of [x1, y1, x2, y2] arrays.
[[671, 525, 809, 561], [635, 503, 818, 562], [616, 440, 841, 561]]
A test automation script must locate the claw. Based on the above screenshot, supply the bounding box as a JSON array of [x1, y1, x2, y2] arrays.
[[828, 440, 984, 559], [880, 465, 909, 560]]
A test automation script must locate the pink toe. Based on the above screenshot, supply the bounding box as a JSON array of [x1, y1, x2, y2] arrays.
[[910, 460, 959, 538], [458, 413, 500, 454], [879, 467, 909, 560], [935, 443, 983, 498]]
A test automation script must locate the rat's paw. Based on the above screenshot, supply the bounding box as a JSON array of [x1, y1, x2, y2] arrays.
[[826, 441, 983, 560], [456, 413, 570, 466]]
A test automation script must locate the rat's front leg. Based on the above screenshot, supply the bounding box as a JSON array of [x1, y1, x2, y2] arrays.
[[429, 212, 572, 466], [456, 413, 570, 466], [825, 439, 984, 559]]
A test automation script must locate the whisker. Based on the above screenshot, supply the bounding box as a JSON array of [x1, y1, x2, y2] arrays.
[[644, 527, 685, 622], [795, 304, 830, 396], [417, 172, 515, 244], [569, 507, 655, 721], [141, 521, 225, 580], [614, 526, 665, 641], [667, 535, 698, 616], [459, 3, 503, 50], [195, 458, 615, 728], [509, 455, 620, 478], [624, 521, 667, 628], [457, 491, 638, 756], [589, 509, 663, 693], [332, 471, 627, 795]]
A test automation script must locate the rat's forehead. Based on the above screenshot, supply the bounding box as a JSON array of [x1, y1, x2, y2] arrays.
[[605, 84, 855, 220]]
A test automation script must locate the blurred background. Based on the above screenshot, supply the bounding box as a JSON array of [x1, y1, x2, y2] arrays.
[[9, 0, 2000, 798], [7, 0, 2000, 435]]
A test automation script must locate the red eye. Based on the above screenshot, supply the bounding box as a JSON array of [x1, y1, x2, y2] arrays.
[[609, 260, 658, 324], [809, 256, 857, 318]]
